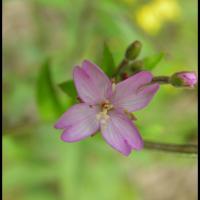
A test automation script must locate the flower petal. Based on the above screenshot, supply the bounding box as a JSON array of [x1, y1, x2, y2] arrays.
[[101, 110, 143, 156], [82, 60, 113, 100], [112, 71, 153, 100], [111, 71, 159, 112], [73, 61, 113, 104], [54, 103, 100, 142], [73, 67, 101, 104]]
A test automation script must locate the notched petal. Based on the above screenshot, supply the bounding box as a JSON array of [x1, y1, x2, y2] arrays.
[[101, 110, 143, 156], [54, 104, 100, 142], [111, 71, 159, 112]]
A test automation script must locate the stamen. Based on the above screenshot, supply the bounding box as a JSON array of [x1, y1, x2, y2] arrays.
[[124, 109, 137, 121], [101, 101, 113, 111]]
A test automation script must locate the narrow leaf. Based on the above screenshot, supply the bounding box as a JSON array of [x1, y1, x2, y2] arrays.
[[58, 80, 77, 101], [36, 59, 63, 121], [101, 43, 116, 77], [143, 53, 164, 70]]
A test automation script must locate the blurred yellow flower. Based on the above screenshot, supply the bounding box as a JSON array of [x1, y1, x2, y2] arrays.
[[155, 0, 180, 20], [136, 5, 161, 35], [135, 0, 180, 35]]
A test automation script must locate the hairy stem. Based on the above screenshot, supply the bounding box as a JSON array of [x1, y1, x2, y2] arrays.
[[151, 76, 170, 84], [144, 140, 197, 154]]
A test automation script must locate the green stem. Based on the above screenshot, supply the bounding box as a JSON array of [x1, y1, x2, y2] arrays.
[[112, 58, 129, 77], [151, 76, 170, 84]]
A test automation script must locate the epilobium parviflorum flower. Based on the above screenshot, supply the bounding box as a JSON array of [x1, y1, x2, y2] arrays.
[[54, 60, 159, 156], [170, 71, 197, 88]]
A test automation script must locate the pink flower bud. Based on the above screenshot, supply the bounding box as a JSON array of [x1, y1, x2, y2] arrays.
[[170, 71, 197, 88]]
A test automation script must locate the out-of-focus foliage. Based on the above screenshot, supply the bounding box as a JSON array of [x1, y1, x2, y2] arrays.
[[58, 80, 77, 102], [3, 0, 197, 200], [36, 59, 63, 120]]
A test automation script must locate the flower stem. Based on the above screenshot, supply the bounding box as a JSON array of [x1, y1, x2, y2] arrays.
[[144, 140, 197, 154], [112, 58, 129, 77], [151, 76, 170, 84]]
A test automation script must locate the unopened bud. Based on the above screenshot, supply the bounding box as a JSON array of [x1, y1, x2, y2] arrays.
[[170, 71, 197, 88], [125, 40, 142, 60]]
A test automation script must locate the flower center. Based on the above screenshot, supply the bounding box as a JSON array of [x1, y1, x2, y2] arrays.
[[101, 100, 113, 111], [96, 101, 113, 129]]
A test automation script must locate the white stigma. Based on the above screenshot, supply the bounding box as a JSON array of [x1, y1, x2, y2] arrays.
[[112, 83, 116, 92]]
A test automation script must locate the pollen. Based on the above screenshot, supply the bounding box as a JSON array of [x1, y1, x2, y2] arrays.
[[101, 100, 113, 111]]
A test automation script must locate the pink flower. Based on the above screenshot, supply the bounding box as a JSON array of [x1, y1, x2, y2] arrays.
[[173, 71, 197, 88], [54, 60, 159, 156]]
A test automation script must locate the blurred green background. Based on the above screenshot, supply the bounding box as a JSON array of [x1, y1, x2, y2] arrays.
[[3, 0, 197, 200]]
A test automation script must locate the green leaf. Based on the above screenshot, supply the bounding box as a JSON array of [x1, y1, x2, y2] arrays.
[[101, 43, 116, 77], [58, 80, 77, 101], [143, 52, 164, 70], [36, 59, 63, 121]]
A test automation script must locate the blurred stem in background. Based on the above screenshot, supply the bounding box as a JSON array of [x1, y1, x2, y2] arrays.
[[144, 141, 197, 154]]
